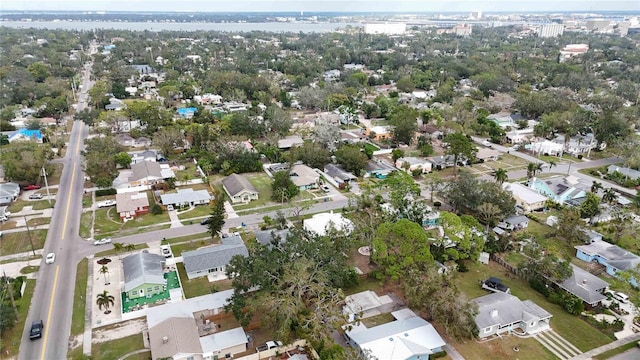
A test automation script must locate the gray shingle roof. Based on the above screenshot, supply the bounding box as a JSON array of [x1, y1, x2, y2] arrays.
[[182, 236, 248, 275], [324, 164, 357, 181], [221, 173, 258, 197], [132, 160, 162, 181], [160, 188, 212, 206], [559, 264, 608, 305], [254, 229, 290, 247], [474, 292, 552, 329], [123, 252, 166, 292]]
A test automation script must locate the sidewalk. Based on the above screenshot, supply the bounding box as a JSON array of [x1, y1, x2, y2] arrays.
[[570, 332, 640, 360]]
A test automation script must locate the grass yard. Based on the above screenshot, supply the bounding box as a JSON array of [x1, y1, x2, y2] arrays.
[[79, 211, 93, 238], [176, 263, 232, 298], [26, 217, 51, 227], [7, 199, 28, 213], [593, 340, 639, 359], [0, 279, 36, 358], [177, 204, 212, 220], [360, 313, 395, 328], [0, 229, 47, 256], [20, 265, 39, 274], [343, 275, 385, 296], [452, 334, 555, 360], [94, 208, 122, 234], [121, 351, 151, 360], [497, 154, 529, 167], [163, 232, 210, 245], [456, 261, 612, 352], [32, 199, 55, 210], [171, 238, 217, 257], [364, 143, 380, 153], [231, 172, 274, 210], [121, 211, 170, 230], [71, 258, 89, 336], [91, 333, 145, 360]]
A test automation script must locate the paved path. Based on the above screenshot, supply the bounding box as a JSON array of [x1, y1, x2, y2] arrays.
[[570, 332, 640, 360], [168, 210, 183, 228]]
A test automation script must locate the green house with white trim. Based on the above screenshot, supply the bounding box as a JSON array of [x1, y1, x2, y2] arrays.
[[123, 252, 166, 300]]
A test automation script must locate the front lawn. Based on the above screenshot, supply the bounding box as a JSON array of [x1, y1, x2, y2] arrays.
[[452, 334, 555, 360], [177, 204, 212, 220], [121, 211, 170, 230], [455, 261, 612, 352], [91, 333, 145, 360], [0, 229, 47, 256], [32, 199, 55, 210], [71, 258, 89, 336], [230, 172, 274, 210], [176, 262, 232, 298], [0, 279, 35, 358], [93, 208, 122, 234], [171, 238, 216, 256], [27, 217, 51, 227], [79, 211, 92, 238]]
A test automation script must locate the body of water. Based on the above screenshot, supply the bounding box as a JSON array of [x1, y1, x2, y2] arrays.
[[0, 21, 361, 33]]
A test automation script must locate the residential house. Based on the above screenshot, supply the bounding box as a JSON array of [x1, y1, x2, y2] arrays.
[[607, 165, 640, 181], [557, 264, 609, 309], [277, 135, 304, 150], [160, 188, 213, 209], [528, 176, 588, 205], [575, 240, 640, 286], [8, 129, 43, 143], [254, 229, 290, 248], [128, 161, 176, 187], [324, 163, 357, 185], [116, 192, 150, 220], [427, 155, 456, 170], [417, 124, 443, 139], [487, 112, 524, 128], [365, 125, 392, 141], [115, 133, 135, 147], [182, 235, 248, 280], [343, 291, 395, 322], [135, 137, 152, 148], [503, 183, 548, 213], [303, 211, 353, 236], [395, 157, 432, 174], [324, 69, 341, 82], [130, 150, 163, 165], [497, 215, 529, 231], [290, 164, 319, 190], [345, 308, 446, 360], [176, 107, 197, 119], [554, 134, 598, 157], [340, 130, 365, 144], [530, 140, 564, 156], [221, 173, 259, 204], [105, 98, 125, 111], [365, 159, 397, 179], [146, 290, 248, 360], [0, 183, 20, 204], [474, 292, 552, 339], [476, 148, 501, 162], [123, 252, 166, 300]]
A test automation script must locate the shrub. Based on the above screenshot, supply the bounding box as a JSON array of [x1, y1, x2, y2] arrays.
[[529, 277, 550, 297], [95, 188, 117, 196], [150, 204, 163, 215], [431, 350, 447, 359]]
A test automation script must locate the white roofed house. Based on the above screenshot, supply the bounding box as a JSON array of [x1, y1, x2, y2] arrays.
[[124, 160, 175, 188], [503, 183, 548, 213], [475, 148, 501, 162], [303, 211, 353, 236], [160, 188, 213, 210], [115, 192, 150, 220], [395, 157, 432, 174]]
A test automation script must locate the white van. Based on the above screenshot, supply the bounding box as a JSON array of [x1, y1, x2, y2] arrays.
[[612, 291, 629, 304]]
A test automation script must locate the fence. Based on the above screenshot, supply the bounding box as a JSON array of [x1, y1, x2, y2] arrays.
[[490, 253, 529, 281], [235, 339, 318, 360]]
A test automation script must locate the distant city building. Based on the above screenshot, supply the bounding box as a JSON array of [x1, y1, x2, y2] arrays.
[[538, 23, 564, 38], [453, 24, 472, 36], [364, 23, 406, 35], [586, 19, 612, 32], [559, 44, 589, 62], [470, 11, 483, 20]]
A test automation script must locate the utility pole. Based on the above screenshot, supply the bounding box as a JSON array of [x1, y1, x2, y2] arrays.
[[42, 166, 52, 206], [3, 270, 19, 319], [23, 215, 36, 256]]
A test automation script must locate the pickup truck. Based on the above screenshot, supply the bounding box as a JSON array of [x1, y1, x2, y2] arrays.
[[256, 340, 282, 352], [97, 200, 116, 208]]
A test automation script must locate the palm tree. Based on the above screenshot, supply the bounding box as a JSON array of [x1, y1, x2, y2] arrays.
[[534, 163, 543, 176], [591, 181, 603, 194], [477, 202, 503, 233], [99, 265, 110, 285], [124, 243, 135, 254], [493, 168, 508, 184], [602, 188, 617, 204], [112, 242, 124, 258], [548, 160, 556, 172], [527, 162, 537, 179], [96, 290, 115, 314]]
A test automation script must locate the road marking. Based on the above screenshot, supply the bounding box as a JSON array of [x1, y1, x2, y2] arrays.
[[39, 266, 59, 360], [61, 123, 82, 240]]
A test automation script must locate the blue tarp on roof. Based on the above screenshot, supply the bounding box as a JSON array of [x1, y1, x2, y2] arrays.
[[176, 107, 197, 116], [10, 129, 43, 141]]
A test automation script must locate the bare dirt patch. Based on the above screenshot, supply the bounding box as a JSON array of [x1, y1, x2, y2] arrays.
[[92, 318, 147, 344]]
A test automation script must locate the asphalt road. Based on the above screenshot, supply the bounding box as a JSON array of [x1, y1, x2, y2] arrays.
[[19, 65, 92, 360]]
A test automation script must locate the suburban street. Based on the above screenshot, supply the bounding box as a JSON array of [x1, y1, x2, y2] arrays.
[[18, 62, 92, 360]]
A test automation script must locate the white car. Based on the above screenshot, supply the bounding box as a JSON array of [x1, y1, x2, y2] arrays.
[[482, 140, 492, 147], [321, 185, 331, 193], [612, 291, 630, 304], [97, 200, 116, 208], [45, 253, 56, 264], [93, 238, 112, 246], [256, 340, 282, 352], [160, 245, 172, 258]]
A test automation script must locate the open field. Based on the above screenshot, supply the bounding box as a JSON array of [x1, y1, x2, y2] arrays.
[[0, 229, 47, 256]]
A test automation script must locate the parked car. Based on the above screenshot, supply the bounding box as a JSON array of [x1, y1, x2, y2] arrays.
[[481, 277, 510, 294], [161, 245, 172, 258], [93, 238, 112, 246], [29, 193, 43, 200], [321, 185, 331, 193], [97, 200, 116, 208], [256, 340, 283, 352], [45, 253, 56, 264], [23, 184, 41, 190], [611, 291, 630, 304], [29, 320, 44, 340], [200, 217, 212, 225], [482, 140, 492, 147]]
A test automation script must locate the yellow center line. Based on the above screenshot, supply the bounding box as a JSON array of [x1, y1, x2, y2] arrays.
[[39, 266, 60, 360], [61, 123, 82, 240]]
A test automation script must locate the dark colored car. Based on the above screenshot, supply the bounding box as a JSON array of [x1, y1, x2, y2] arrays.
[[23, 184, 42, 190], [29, 320, 43, 340], [482, 277, 510, 293], [200, 217, 212, 225]]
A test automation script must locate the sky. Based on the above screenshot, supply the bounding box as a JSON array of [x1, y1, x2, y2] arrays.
[[1, 0, 639, 13]]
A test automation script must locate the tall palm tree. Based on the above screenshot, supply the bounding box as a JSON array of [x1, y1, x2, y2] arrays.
[[602, 188, 617, 204], [548, 160, 556, 173], [534, 163, 543, 176], [591, 181, 603, 194], [99, 265, 110, 285], [112, 242, 124, 258], [493, 168, 508, 184], [477, 202, 503, 233], [96, 290, 115, 314], [527, 162, 537, 179]]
